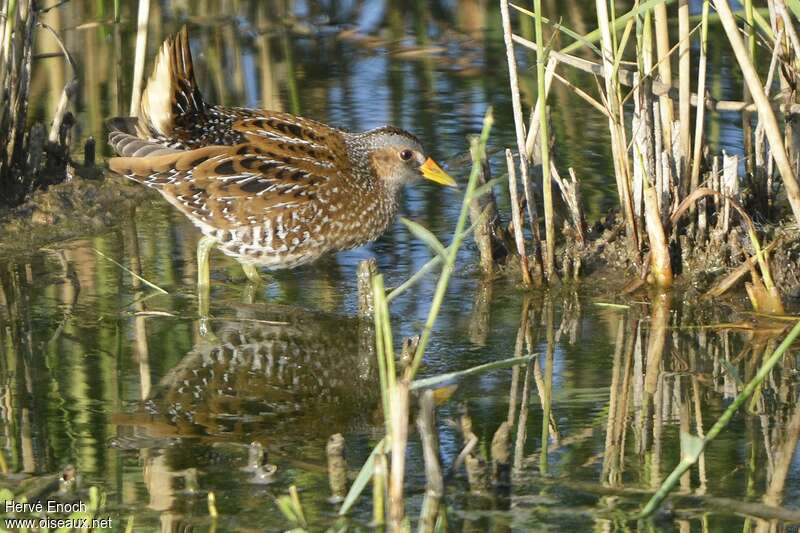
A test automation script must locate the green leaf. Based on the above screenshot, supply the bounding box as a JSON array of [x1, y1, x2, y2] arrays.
[[411, 353, 536, 390], [680, 432, 705, 463], [277, 496, 300, 524], [720, 359, 743, 388], [467, 175, 508, 202], [786, 0, 800, 22], [400, 218, 448, 259], [751, 8, 775, 41], [338, 438, 386, 516], [561, 0, 675, 54], [509, 3, 601, 55]]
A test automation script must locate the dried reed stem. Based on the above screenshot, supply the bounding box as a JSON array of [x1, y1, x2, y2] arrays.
[[500, 0, 543, 281], [506, 149, 533, 286], [643, 185, 673, 288], [715, 0, 800, 225], [417, 391, 443, 533], [129, 0, 150, 116], [689, 1, 710, 198], [416, 390, 443, 498], [388, 380, 409, 527], [595, 0, 639, 255], [39, 22, 76, 144], [653, 1, 674, 151], [678, 0, 691, 190], [326, 434, 348, 502], [532, 0, 556, 280], [467, 136, 497, 275]]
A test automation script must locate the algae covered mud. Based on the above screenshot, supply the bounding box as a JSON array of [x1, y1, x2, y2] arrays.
[[1, 0, 800, 531]]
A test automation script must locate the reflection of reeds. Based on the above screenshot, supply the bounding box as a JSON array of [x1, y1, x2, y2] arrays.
[[640, 318, 800, 518]]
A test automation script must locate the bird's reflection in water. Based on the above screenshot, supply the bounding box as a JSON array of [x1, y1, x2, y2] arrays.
[[111, 304, 378, 527], [117, 303, 377, 443]]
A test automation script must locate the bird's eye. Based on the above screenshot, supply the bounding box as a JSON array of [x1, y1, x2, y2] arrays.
[[399, 150, 414, 161]]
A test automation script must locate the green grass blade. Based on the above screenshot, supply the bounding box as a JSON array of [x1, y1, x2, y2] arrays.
[[468, 174, 508, 203], [786, 0, 800, 21], [400, 218, 448, 259], [509, 3, 601, 55], [338, 437, 386, 516], [410, 353, 536, 390], [561, 0, 675, 54]]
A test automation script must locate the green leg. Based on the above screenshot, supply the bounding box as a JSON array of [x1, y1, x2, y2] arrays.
[[241, 262, 263, 304], [241, 262, 263, 285], [197, 235, 217, 334]]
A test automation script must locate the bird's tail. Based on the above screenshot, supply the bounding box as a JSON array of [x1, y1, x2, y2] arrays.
[[136, 25, 207, 140]]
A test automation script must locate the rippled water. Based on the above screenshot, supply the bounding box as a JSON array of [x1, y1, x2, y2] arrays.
[[2, 1, 799, 531]]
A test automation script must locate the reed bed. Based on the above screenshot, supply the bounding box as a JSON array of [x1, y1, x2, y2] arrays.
[[499, 0, 800, 308], [0, 0, 80, 207]]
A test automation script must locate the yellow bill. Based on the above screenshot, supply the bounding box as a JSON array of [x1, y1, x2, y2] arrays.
[[420, 157, 457, 187]]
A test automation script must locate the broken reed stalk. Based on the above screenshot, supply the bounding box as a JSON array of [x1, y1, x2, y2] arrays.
[[491, 421, 511, 485], [357, 258, 378, 318], [500, 0, 544, 282], [466, 135, 497, 276], [689, 0, 710, 198], [39, 22, 77, 145], [550, 163, 585, 246], [715, 0, 800, 226], [417, 390, 442, 531], [326, 434, 348, 503], [506, 149, 533, 286], [638, 318, 800, 518], [388, 380, 409, 528], [129, 0, 150, 115], [532, 0, 555, 281], [39, 22, 78, 143]]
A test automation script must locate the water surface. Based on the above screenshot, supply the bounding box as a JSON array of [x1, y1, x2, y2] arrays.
[[2, 1, 799, 531]]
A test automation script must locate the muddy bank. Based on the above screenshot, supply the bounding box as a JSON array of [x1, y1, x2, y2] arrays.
[[0, 173, 153, 257], [561, 212, 800, 305]]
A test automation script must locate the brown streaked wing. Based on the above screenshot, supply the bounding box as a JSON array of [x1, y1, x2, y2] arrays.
[[110, 138, 341, 229], [232, 112, 349, 170]]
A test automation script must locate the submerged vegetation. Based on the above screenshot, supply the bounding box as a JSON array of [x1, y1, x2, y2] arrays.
[[1, 0, 800, 531]]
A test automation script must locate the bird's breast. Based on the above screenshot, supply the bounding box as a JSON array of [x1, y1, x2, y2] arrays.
[[204, 188, 398, 268]]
